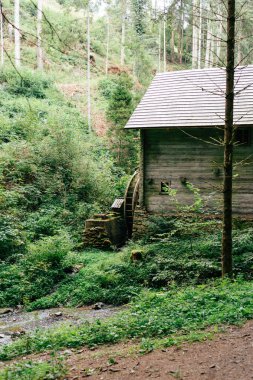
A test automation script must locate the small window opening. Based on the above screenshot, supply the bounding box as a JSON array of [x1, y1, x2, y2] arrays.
[[161, 181, 171, 193], [235, 128, 251, 146]]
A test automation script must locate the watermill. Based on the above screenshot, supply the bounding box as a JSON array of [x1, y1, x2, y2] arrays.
[[124, 170, 140, 238], [84, 170, 140, 248]]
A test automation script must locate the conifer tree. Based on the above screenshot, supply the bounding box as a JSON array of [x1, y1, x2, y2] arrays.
[[107, 74, 137, 172]]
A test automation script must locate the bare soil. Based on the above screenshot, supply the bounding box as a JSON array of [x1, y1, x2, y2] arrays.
[[64, 321, 253, 380], [1, 319, 252, 379], [57, 83, 108, 136]]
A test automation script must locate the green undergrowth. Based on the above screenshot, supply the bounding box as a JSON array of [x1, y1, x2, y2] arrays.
[[0, 355, 67, 380], [1, 219, 252, 309], [0, 279, 252, 361], [27, 220, 253, 310], [0, 66, 123, 266]]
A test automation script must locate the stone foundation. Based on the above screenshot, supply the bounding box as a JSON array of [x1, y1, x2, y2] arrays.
[[83, 213, 127, 249], [132, 206, 150, 240]]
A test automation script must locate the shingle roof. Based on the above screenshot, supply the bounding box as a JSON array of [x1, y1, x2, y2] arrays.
[[125, 66, 253, 129]]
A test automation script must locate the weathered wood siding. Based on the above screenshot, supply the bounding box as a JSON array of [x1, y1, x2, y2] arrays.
[[142, 128, 253, 216]]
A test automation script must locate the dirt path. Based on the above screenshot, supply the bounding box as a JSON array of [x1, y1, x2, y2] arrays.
[[64, 321, 253, 380]]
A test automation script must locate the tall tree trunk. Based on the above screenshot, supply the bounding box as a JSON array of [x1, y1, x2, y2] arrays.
[[216, 4, 222, 66], [8, 24, 13, 41], [105, 13, 110, 74], [0, 0, 4, 66], [192, 0, 198, 68], [197, 0, 202, 69], [120, 0, 126, 66], [170, 27, 174, 64], [14, 0, 20, 67], [37, 0, 43, 70], [158, 20, 161, 72], [186, 34, 190, 60], [163, 1, 166, 72], [179, 0, 184, 65], [87, 2, 91, 133], [222, 0, 236, 277], [209, 30, 214, 67], [237, 19, 242, 65], [205, 26, 211, 67], [205, 0, 211, 68]]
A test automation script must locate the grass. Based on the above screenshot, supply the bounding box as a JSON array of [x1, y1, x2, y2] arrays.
[[138, 329, 218, 354], [0, 278, 252, 361], [0, 355, 67, 380]]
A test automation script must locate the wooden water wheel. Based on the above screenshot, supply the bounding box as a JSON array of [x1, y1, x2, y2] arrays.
[[124, 170, 140, 238]]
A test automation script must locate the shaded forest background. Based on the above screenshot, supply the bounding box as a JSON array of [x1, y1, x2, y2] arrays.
[[0, 0, 253, 257]]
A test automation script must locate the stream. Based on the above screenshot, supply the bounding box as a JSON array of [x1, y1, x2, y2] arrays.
[[0, 306, 121, 346]]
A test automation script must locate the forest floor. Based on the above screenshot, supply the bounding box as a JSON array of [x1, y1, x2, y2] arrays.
[[1, 320, 252, 379], [63, 320, 253, 379]]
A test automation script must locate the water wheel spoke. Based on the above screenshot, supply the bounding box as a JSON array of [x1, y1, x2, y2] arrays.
[[124, 170, 140, 238]]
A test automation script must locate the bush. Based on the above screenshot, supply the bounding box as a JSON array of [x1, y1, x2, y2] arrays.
[[0, 214, 26, 260], [0, 234, 74, 306], [24, 207, 62, 240], [99, 77, 118, 100], [0, 120, 118, 248], [0, 263, 24, 307], [0, 69, 52, 98], [29, 251, 143, 309], [21, 234, 74, 302], [27, 234, 73, 267]]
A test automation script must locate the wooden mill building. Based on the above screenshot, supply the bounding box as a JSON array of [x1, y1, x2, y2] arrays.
[[124, 66, 253, 234]]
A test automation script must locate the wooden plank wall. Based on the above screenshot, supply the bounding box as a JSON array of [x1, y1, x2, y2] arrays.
[[143, 128, 253, 216]]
